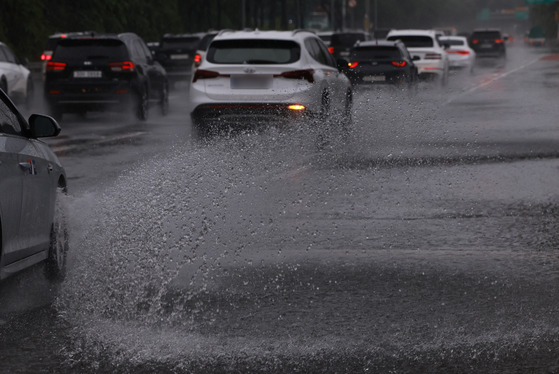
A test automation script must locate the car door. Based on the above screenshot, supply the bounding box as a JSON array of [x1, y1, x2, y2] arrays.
[[0, 45, 24, 97], [311, 38, 349, 112], [0, 95, 52, 265], [136, 38, 165, 98]]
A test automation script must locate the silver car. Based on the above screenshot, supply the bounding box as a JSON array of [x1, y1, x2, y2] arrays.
[[0, 88, 68, 281]]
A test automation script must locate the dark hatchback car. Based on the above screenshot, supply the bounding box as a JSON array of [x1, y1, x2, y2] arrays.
[[328, 32, 368, 59], [44, 33, 168, 121], [468, 29, 506, 58], [344, 40, 418, 87], [155, 34, 202, 86]]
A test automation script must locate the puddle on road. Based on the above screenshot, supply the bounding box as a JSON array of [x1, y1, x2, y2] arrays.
[[54, 89, 559, 372]]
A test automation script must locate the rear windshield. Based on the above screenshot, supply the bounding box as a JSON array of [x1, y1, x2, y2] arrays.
[[331, 33, 366, 46], [471, 31, 501, 39], [442, 39, 465, 46], [387, 35, 433, 48], [207, 39, 300, 64], [351, 46, 401, 59], [53, 39, 128, 61], [160, 37, 201, 50]]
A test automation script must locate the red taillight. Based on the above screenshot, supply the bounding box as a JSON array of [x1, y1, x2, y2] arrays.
[[192, 69, 221, 82], [471, 39, 479, 44], [41, 54, 52, 61], [348, 62, 359, 69], [391, 61, 407, 67], [425, 53, 442, 60], [495, 39, 504, 44], [194, 54, 202, 67], [277, 69, 315, 83], [446, 50, 470, 55], [109, 61, 135, 72], [328, 46, 334, 54], [46, 61, 66, 71]]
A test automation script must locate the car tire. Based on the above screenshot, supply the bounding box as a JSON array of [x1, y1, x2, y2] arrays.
[[44, 187, 69, 282], [160, 82, 169, 116], [135, 88, 149, 121]]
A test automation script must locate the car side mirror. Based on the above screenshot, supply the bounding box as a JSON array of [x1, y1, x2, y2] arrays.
[[28, 114, 61, 138], [412, 55, 421, 61]]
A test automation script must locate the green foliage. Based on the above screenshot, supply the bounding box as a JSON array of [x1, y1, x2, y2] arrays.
[[0, 0, 552, 62]]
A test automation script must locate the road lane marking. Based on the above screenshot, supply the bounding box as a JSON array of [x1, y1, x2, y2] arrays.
[[51, 131, 146, 153], [445, 56, 542, 104]]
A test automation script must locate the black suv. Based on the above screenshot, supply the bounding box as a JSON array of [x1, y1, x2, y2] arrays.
[[44, 32, 168, 120], [468, 29, 506, 58], [329, 32, 368, 60], [155, 34, 202, 86]]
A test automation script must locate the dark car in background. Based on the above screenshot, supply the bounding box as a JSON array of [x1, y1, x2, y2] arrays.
[[44, 32, 168, 121], [328, 32, 368, 59], [468, 29, 506, 58], [155, 33, 202, 87], [344, 40, 418, 87], [40, 31, 96, 78]]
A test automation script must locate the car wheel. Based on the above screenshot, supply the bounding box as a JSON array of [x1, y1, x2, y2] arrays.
[[135, 88, 149, 121], [160, 82, 169, 116], [44, 188, 69, 282]]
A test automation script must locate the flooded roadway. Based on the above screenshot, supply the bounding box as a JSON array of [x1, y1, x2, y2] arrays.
[[2, 45, 559, 373]]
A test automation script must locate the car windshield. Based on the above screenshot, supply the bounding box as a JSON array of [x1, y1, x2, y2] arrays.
[[53, 39, 128, 61], [387, 35, 433, 48], [351, 46, 401, 60], [207, 39, 300, 64], [331, 33, 366, 46], [160, 37, 201, 50]]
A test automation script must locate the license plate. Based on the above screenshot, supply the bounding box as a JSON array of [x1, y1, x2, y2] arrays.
[[480, 44, 492, 49], [230, 75, 272, 89], [171, 54, 189, 60], [363, 75, 385, 82], [340, 51, 350, 57], [73, 70, 102, 78]]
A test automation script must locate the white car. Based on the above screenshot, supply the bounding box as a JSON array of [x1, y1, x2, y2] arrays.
[[189, 29, 353, 135], [440, 36, 476, 72], [0, 42, 32, 104], [386, 29, 449, 85], [0, 89, 68, 281]]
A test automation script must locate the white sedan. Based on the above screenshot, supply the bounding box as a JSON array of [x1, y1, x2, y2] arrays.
[[0, 42, 33, 105], [440, 36, 476, 73], [0, 88, 68, 282]]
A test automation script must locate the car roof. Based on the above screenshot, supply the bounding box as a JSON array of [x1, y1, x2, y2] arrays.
[[439, 36, 467, 41], [213, 29, 317, 42], [387, 29, 437, 37], [354, 40, 402, 48]]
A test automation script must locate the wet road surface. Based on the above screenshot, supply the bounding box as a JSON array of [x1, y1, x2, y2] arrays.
[[2, 45, 559, 373]]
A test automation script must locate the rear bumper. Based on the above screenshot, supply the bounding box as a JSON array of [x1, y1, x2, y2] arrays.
[[191, 103, 311, 127]]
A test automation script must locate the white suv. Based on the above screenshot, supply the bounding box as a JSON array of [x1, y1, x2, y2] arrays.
[[189, 29, 352, 134], [386, 29, 449, 85]]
